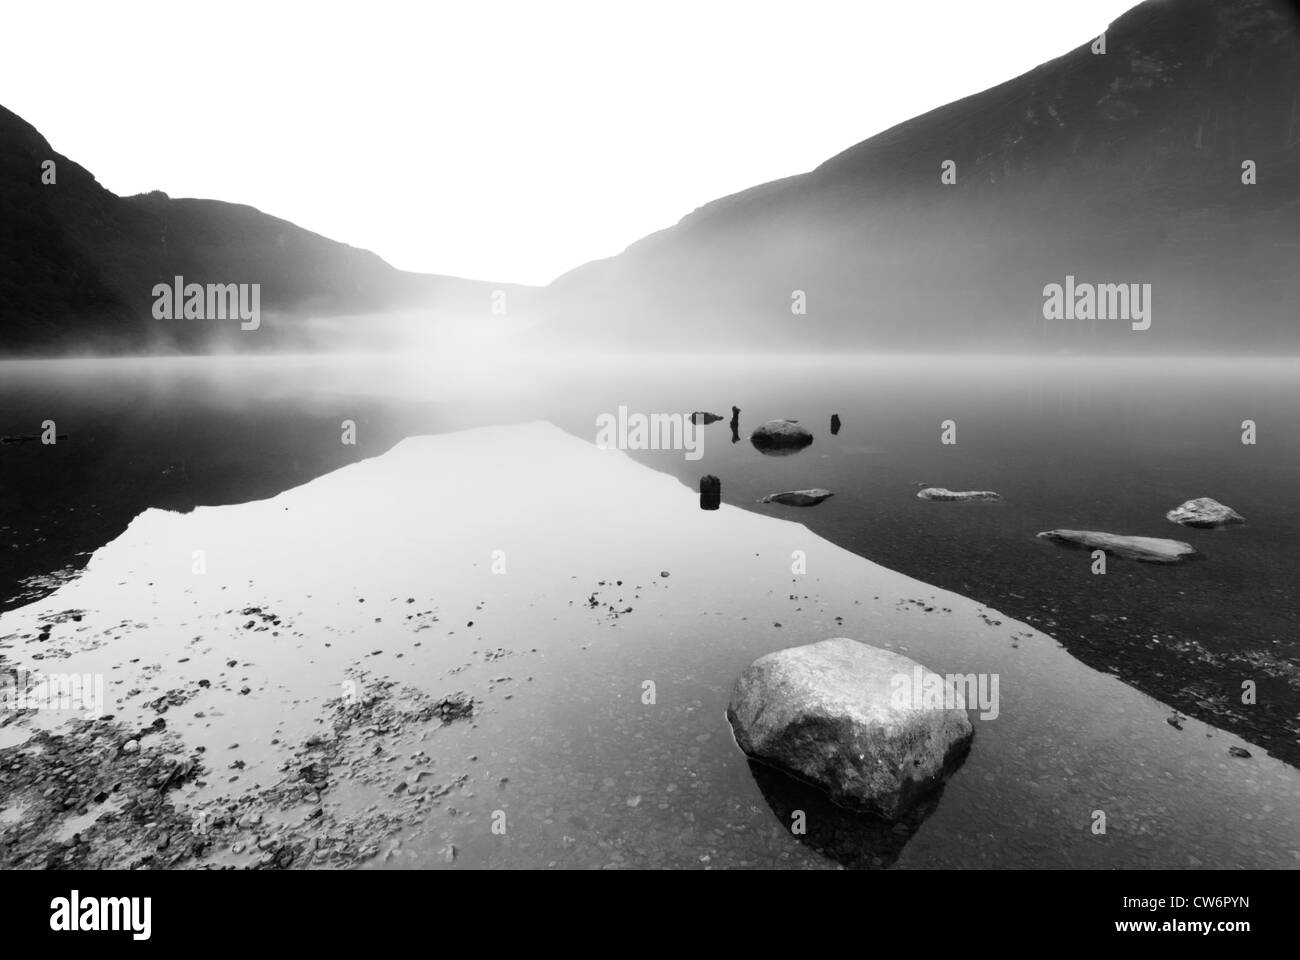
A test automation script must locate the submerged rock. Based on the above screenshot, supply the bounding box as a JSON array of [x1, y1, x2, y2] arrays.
[[690, 411, 724, 425], [726, 638, 974, 819], [750, 419, 813, 452], [916, 487, 1001, 502], [1037, 529, 1197, 563], [1166, 497, 1245, 528], [758, 489, 834, 507]]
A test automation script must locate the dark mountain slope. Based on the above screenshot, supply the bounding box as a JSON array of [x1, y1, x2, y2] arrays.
[[0, 104, 530, 354]]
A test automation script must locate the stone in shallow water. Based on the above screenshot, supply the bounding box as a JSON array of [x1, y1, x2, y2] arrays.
[[726, 638, 974, 819], [1166, 497, 1245, 528], [1037, 529, 1197, 563], [916, 487, 1002, 501], [749, 419, 813, 452], [758, 488, 833, 507]]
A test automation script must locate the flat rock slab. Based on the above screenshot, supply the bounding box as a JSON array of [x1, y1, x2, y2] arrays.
[[1166, 497, 1245, 528], [917, 487, 1002, 502], [1038, 529, 1197, 563], [759, 488, 834, 507], [689, 411, 724, 425], [726, 638, 974, 819]]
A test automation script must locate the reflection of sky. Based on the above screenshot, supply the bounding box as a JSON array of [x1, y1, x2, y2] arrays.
[[3, 413, 1298, 869]]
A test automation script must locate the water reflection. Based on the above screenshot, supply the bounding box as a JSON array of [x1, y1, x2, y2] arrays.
[[751, 443, 811, 457], [4, 354, 1300, 870], [747, 759, 944, 869]]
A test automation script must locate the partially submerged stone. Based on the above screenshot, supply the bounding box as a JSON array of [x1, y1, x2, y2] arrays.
[[1037, 529, 1197, 563], [758, 488, 834, 507], [690, 411, 724, 425], [1166, 497, 1245, 528], [917, 487, 1002, 502], [726, 638, 974, 819], [750, 419, 813, 452]]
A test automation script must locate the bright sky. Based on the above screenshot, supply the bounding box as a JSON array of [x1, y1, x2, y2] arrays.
[[2, 0, 1138, 285]]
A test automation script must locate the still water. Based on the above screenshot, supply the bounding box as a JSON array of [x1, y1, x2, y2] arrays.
[[2, 354, 1298, 868]]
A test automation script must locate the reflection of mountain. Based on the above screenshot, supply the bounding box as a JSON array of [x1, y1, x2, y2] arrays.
[[746, 759, 945, 869], [544, 0, 1300, 353], [0, 104, 536, 354]]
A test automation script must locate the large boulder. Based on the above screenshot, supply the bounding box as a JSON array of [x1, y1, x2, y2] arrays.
[[726, 638, 974, 819], [1037, 529, 1197, 563], [1166, 497, 1245, 528], [759, 488, 833, 506], [916, 487, 1001, 502], [750, 419, 813, 452]]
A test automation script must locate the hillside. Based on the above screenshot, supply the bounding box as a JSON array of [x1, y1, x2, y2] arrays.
[[0, 104, 531, 354], [544, 0, 1300, 353]]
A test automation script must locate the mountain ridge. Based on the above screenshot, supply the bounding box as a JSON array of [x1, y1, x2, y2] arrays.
[[543, 0, 1300, 353], [0, 104, 533, 354], [4, 0, 1299, 355]]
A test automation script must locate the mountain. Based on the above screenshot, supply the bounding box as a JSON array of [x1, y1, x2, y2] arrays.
[[0, 104, 533, 354], [543, 0, 1300, 353], [6, 0, 1298, 357]]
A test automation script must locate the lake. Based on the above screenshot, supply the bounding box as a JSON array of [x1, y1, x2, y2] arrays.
[[2, 353, 1298, 869]]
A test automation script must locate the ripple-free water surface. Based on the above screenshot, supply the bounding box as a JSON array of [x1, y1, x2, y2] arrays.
[[2, 354, 1298, 868]]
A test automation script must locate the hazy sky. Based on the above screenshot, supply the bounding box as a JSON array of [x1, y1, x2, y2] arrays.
[[3, 0, 1138, 285]]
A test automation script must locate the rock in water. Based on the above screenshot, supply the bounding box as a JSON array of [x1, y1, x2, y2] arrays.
[[749, 419, 813, 452], [1166, 497, 1245, 528], [726, 638, 974, 818], [830, 413, 841, 435], [690, 411, 724, 425], [916, 487, 1002, 501], [758, 488, 834, 507], [700, 475, 721, 510], [1037, 529, 1197, 563]]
